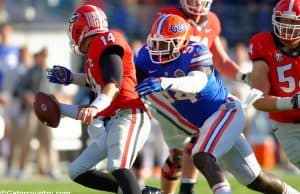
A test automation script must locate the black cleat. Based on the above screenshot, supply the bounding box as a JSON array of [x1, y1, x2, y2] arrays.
[[142, 186, 161, 194]]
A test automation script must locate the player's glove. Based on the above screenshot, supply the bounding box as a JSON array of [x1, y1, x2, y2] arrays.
[[136, 77, 163, 96], [46, 65, 72, 85], [291, 93, 300, 109]]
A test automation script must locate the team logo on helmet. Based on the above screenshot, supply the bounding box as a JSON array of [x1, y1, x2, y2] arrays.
[[69, 13, 79, 23], [170, 23, 186, 33]]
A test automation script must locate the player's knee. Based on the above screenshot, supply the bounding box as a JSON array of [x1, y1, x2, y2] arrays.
[[68, 160, 88, 180], [192, 152, 215, 171], [162, 149, 182, 181]]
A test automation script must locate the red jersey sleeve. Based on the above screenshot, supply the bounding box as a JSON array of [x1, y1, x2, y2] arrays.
[[206, 12, 221, 37], [248, 32, 270, 61]]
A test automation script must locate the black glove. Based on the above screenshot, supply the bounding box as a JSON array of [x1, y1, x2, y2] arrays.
[[291, 93, 300, 109]]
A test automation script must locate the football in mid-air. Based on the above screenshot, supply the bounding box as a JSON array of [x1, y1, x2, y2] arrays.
[[34, 92, 61, 128]]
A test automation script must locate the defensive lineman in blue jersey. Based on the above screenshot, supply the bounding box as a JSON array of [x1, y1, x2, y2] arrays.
[[135, 14, 299, 194], [136, 41, 228, 128]]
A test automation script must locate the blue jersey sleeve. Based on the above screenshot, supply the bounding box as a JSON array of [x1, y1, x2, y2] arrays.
[[135, 45, 150, 72], [189, 43, 213, 69]]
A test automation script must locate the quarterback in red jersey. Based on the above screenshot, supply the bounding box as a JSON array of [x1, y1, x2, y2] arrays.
[[149, 1, 251, 193], [250, 0, 300, 169], [46, 5, 158, 194]]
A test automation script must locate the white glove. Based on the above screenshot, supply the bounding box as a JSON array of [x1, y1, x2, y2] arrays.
[[242, 88, 263, 109]]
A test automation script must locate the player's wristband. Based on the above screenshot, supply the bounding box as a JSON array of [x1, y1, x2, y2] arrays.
[[276, 98, 293, 110], [90, 93, 112, 112]]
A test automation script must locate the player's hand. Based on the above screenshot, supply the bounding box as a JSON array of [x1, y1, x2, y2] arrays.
[[136, 77, 163, 96], [291, 93, 300, 109], [46, 65, 72, 85], [77, 106, 98, 124]]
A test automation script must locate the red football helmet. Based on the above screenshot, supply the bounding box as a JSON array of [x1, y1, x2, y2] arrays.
[[272, 0, 300, 41], [147, 14, 190, 64], [180, 0, 213, 16], [68, 5, 108, 55]]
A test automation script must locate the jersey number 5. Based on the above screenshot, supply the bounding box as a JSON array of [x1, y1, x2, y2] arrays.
[[277, 63, 297, 93]]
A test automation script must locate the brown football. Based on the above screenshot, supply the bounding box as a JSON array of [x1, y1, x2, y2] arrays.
[[34, 92, 61, 128]]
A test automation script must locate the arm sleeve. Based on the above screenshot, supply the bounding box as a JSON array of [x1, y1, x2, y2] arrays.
[[160, 70, 208, 94], [136, 66, 149, 83], [248, 34, 264, 61], [99, 46, 124, 88]]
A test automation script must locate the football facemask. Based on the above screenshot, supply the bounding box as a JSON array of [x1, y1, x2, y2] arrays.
[[272, 0, 300, 41], [180, 0, 213, 16], [147, 14, 190, 64]]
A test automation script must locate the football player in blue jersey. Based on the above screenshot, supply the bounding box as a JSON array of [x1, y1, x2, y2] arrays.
[[135, 14, 299, 194]]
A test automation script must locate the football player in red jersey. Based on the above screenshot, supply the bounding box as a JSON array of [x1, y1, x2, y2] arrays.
[[158, 0, 250, 82], [46, 5, 160, 194], [151, 1, 252, 193], [250, 0, 300, 169]]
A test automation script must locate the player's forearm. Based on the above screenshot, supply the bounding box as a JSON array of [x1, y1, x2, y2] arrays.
[[160, 71, 208, 94], [253, 95, 296, 112], [90, 83, 119, 112], [71, 73, 87, 86], [59, 103, 79, 119]]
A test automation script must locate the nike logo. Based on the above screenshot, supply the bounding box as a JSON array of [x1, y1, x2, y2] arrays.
[[148, 69, 157, 74]]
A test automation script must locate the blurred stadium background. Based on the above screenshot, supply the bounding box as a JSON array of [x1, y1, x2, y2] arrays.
[[0, 0, 299, 193]]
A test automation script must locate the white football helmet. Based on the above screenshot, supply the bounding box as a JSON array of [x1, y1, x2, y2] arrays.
[[180, 0, 213, 16]]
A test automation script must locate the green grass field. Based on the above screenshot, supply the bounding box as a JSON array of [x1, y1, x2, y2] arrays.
[[0, 172, 299, 194]]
